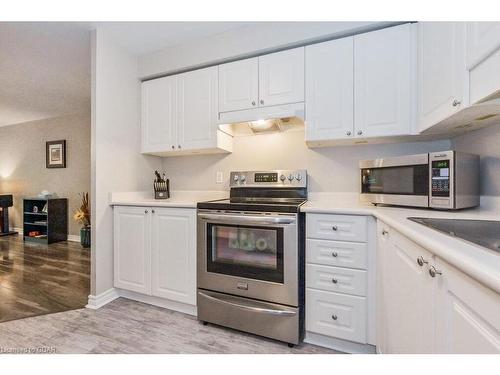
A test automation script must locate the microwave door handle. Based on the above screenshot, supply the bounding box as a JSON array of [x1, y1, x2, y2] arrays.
[[198, 213, 296, 225]]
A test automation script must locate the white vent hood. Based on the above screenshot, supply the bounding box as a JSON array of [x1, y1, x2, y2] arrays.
[[422, 91, 500, 135], [217, 102, 305, 136]]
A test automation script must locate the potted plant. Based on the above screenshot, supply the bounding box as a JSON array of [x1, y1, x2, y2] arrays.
[[74, 192, 90, 248]]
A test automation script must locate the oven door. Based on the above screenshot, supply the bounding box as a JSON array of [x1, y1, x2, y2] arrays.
[[197, 211, 298, 306]]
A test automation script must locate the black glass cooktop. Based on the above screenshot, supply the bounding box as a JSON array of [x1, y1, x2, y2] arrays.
[[197, 197, 307, 213]]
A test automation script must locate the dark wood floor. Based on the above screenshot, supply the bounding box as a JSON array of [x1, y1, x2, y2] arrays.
[[0, 234, 90, 323]]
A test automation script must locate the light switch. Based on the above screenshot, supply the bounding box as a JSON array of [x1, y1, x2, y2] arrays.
[[216, 171, 223, 184]]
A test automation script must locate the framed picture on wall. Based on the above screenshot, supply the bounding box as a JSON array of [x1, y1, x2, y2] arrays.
[[46, 140, 66, 168]]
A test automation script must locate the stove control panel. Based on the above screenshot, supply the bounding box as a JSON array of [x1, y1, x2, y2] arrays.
[[230, 170, 307, 188]]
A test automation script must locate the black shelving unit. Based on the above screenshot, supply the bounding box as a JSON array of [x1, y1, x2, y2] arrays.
[[23, 198, 68, 244]]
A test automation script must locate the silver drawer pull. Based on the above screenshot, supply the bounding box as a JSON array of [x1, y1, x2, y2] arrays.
[[417, 256, 428, 267], [331, 314, 338, 320], [332, 225, 338, 231], [429, 266, 442, 278], [331, 251, 338, 258], [331, 278, 338, 284]]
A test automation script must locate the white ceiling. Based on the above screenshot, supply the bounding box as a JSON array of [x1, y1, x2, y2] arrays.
[[0, 22, 91, 127]]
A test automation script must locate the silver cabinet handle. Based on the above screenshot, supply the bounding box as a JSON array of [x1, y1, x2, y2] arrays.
[[251, 101, 256, 106], [332, 225, 338, 231], [260, 99, 264, 105], [331, 278, 338, 284], [331, 251, 338, 258], [429, 266, 442, 278], [417, 256, 429, 267], [357, 130, 363, 136], [346, 130, 352, 136], [452, 99, 461, 107], [331, 314, 338, 320], [178, 145, 181, 149], [382, 229, 389, 236], [151, 209, 155, 214], [171, 145, 175, 150], [144, 210, 148, 214]]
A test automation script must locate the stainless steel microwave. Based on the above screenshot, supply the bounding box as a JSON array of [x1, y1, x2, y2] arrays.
[[359, 151, 480, 210]]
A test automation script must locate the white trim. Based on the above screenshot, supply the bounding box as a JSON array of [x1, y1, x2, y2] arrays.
[[304, 332, 376, 354], [86, 288, 120, 309], [117, 289, 197, 316], [13, 227, 80, 242]]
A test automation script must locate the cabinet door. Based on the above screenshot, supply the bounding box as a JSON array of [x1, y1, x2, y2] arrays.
[[354, 24, 412, 138], [434, 258, 500, 353], [218, 58, 258, 112], [381, 228, 435, 353], [305, 37, 354, 141], [114, 206, 151, 294], [258, 47, 305, 107], [141, 76, 177, 153], [417, 22, 466, 132], [466, 22, 500, 69], [151, 208, 196, 305], [177, 66, 219, 151]]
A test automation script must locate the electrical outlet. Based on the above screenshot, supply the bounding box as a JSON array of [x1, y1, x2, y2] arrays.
[[216, 171, 223, 184]]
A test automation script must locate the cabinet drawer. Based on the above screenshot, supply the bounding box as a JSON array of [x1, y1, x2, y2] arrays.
[[307, 264, 367, 296], [307, 214, 368, 242], [306, 288, 367, 344], [306, 239, 368, 269]]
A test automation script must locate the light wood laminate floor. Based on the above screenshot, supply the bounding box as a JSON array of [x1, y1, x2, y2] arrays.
[[0, 234, 90, 323], [0, 298, 341, 354]]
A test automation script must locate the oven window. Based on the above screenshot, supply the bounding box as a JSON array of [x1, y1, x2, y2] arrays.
[[206, 223, 284, 283], [361, 165, 429, 195]]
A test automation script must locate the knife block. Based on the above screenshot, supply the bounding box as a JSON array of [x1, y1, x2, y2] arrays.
[[154, 180, 170, 199]]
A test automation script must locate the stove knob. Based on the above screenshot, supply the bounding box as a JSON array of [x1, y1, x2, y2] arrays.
[[233, 175, 239, 182], [280, 174, 286, 182], [288, 174, 294, 182], [295, 173, 302, 181], [240, 175, 246, 182]]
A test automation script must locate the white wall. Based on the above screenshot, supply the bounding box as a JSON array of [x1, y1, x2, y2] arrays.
[[161, 130, 451, 193], [452, 122, 500, 197], [138, 22, 396, 78], [92, 29, 162, 296]]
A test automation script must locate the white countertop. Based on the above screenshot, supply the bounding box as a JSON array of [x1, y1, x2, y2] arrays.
[[110, 190, 228, 208], [302, 193, 500, 294]]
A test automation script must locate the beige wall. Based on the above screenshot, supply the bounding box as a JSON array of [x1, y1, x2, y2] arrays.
[[162, 130, 451, 193], [0, 112, 90, 236]]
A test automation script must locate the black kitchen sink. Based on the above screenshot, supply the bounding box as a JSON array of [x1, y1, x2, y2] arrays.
[[408, 217, 500, 253]]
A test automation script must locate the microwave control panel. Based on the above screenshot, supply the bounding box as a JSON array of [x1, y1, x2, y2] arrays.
[[431, 159, 450, 197]]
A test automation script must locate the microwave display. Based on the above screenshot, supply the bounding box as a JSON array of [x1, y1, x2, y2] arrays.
[[361, 165, 429, 195], [431, 160, 450, 197]]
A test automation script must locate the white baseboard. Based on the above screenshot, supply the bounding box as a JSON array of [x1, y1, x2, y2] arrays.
[[13, 227, 80, 242], [117, 289, 197, 316], [86, 288, 120, 309], [304, 332, 376, 354]]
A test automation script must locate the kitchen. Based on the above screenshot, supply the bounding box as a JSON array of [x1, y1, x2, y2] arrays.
[[1, 9, 500, 369]]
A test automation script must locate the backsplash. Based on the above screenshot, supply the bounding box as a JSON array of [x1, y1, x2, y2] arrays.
[[162, 130, 451, 193]]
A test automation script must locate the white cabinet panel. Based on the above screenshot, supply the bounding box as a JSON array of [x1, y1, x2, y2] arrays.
[[434, 257, 500, 353], [307, 214, 367, 242], [305, 37, 354, 141], [218, 58, 258, 112], [141, 76, 176, 153], [417, 22, 466, 132], [306, 239, 367, 270], [258, 47, 305, 107], [177, 66, 219, 151], [151, 208, 196, 305], [307, 264, 367, 297], [466, 22, 500, 69], [354, 24, 412, 137], [114, 206, 151, 295], [306, 288, 367, 344]]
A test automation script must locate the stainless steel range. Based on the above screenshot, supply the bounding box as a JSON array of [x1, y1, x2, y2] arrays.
[[196, 170, 307, 346]]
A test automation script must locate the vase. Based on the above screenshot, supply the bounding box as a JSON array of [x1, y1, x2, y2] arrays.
[[80, 226, 91, 248]]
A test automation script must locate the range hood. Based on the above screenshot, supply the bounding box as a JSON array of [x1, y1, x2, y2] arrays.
[[422, 92, 500, 135], [217, 102, 305, 136]]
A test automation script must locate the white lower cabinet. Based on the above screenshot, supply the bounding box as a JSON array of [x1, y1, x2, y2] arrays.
[[377, 220, 500, 354], [114, 205, 197, 309]]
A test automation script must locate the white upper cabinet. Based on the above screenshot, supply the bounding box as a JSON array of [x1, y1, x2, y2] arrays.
[[417, 22, 466, 133], [354, 23, 413, 138], [305, 37, 354, 141], [151, 208, 196, 305], [466, 22, 500, 69], [258, 48, 305, 107], [177, 66, 219, 151], [218, 58, 259, 112], [141, 76, 177, 153]]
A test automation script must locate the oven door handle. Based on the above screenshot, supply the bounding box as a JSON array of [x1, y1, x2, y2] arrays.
[[198, 291, 297, 317], [198, 213, 296, 225]]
